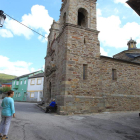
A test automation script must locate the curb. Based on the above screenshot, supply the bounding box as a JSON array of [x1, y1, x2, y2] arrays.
[[36, 104, 46, 112]]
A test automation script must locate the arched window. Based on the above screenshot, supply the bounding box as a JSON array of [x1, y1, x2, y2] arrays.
[[78, 8, 88, 27]]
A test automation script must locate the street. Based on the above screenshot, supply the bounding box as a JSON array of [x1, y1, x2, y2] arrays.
[[0, 101, 140, 140]]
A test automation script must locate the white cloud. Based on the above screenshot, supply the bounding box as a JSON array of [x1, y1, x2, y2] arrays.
[[114, 0, 129, 7], [100, 47, 108, 56], [1, 5, 53, 40], [0, 29, 13, 38], [5, 18, 33, 39], [22, 5, 53, 35], [97, 9, 102, 17], [0, 55, 34, 76], [97, 12, 140, 48]]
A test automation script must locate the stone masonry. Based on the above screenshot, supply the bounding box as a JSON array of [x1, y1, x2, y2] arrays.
[[43, 0, 140, 115]]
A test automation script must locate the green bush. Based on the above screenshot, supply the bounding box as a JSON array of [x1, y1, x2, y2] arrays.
[[1, 87, 11, 93]]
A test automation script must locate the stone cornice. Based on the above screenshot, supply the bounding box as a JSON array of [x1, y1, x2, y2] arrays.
[[56, 23, 99, 41]]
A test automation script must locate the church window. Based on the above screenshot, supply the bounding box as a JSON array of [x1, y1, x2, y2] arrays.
[[78, 8, 88, 27], [83, 64, 88, 80], [112, 69, 117, 80], [63, 12, 66, 24], [84, 38, 86, 44]]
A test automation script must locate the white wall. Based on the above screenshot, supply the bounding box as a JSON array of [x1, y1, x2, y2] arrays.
[[27, 77, 44, 91]]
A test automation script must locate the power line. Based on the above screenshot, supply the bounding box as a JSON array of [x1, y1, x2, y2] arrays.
[[4, 12, 48, 39]]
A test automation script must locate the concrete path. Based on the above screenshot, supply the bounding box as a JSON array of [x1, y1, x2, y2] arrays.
[[0, 100, 140, 140]]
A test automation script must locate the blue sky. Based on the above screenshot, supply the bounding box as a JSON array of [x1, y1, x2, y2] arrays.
[[0, 0, 140, 76]]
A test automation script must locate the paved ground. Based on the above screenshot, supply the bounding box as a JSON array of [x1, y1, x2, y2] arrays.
[[0, 100, 140, 140]]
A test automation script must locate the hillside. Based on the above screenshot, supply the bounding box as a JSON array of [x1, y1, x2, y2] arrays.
[[0, 73, 17, 85]]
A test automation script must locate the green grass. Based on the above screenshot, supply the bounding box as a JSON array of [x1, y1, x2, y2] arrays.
[[0, 73, 17, 85]]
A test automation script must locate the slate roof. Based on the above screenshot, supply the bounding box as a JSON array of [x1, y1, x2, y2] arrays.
[[13, 70, 43, 80], [101, 56, 140, 66], [127, 0, 140, 16], [126, 53, 140, 59], [2, 83, 12, 85], [28, 73, 44, 79]]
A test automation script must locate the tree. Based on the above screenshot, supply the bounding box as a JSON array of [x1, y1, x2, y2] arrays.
[[1, 87, 11, 93]]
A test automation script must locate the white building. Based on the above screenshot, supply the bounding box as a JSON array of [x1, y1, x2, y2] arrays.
[[27, 73, 44, 102]]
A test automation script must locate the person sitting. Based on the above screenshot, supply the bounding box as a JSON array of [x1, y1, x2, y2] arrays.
[[45, 99, 57, 113]]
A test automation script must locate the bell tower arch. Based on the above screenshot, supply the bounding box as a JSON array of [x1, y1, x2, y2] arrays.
[[60, 0, 97, 30]]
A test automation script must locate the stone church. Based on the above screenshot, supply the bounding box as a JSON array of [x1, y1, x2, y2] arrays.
[[43, 0, 140, 115]]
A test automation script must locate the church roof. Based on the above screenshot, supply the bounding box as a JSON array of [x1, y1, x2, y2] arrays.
[[126, 53, 140, 58], [127, 0, 140, 16], [28, 73, 44, 79], [101, 56, 140, 66]]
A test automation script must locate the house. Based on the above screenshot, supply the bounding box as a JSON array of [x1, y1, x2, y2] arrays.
[[27, 73, 44, 102], [127, 0, 140, 16], [2, 83, 12, 88], [43, 0, 140, 115], [12, 70, 43, 102]]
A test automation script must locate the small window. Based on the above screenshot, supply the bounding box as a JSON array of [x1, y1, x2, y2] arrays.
[[30, 92, 35, 98], [112, 69, 117, 80], [83, 64, 88, 80], [24, 80, 26, 84], [63, 12, 66, 24], [30, 79, 35, 85], [18, 93, 21, 97], [84, 38, 86, 44], [37, 78, 42, 85], [15, 93, 18, 97], [20, 81, 22, 85], [13, 81, 15, 85], [24, 92, 27, 97], [16, 81, 19, 85]]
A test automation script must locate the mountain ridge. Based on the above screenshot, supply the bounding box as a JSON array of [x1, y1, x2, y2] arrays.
[[0, 73, 17, 85]]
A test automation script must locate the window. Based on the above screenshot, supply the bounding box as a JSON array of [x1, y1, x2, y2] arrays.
[[24, 80, 26, 84], [63, 12, 66, 24], [24, 92, 27, 98], [37, 78, 42, 85], [112, 69, 117, 80], [83, 64, 88, 80], [18, 93, 21, 97], [16, 81, 19, 85], [30, 79, 35, 85], [78, 8, 88, 27], [30, 92, 34, 98], [20, 81, 22, 85], [13, 81, 15, 85], [84, 38, 86, 44], [16, 93, 18, 97], [40, 91, 43, 98]]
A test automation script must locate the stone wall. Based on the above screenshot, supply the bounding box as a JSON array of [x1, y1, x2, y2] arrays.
[[60, 0, 97, 30], [57, 24, 102, 114], [43, 26, 68, 108], [101, 56, 140, 111], [43, 0, 140, 115]]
